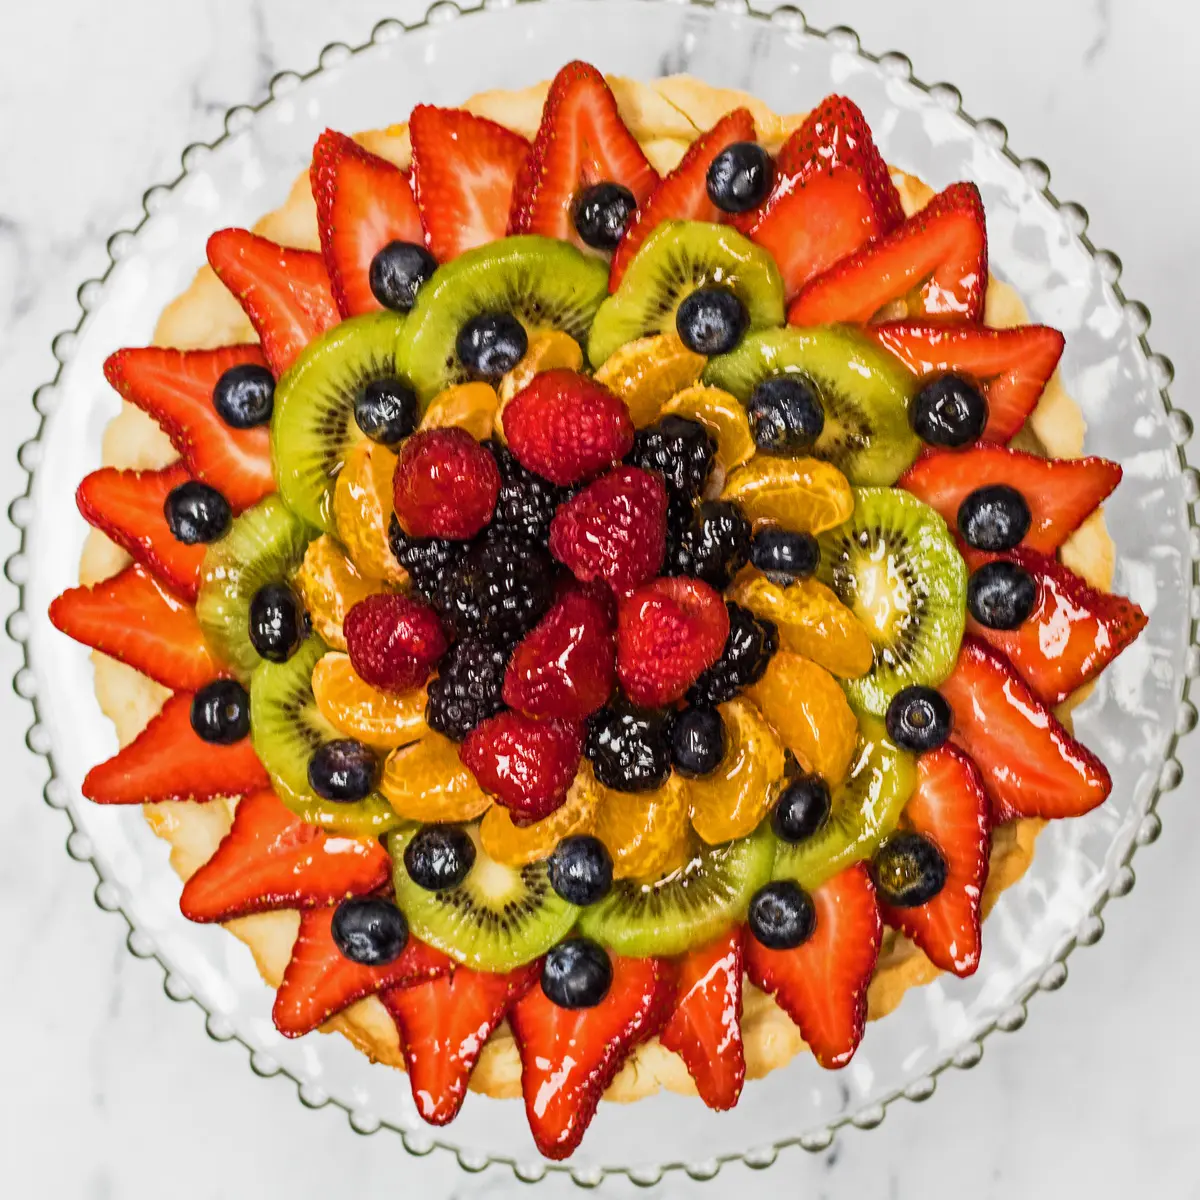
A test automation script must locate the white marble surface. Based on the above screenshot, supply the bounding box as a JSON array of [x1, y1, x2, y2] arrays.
[[2, 1, 1200, 1196]]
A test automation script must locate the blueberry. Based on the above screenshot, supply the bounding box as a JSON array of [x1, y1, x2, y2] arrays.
[[456, 313, 528, 380], [248, 582, 307, 663], [747, 376, 825, 453], [189, 679, 251, 745], [369, 240, 437, 313], [957, 484, 1031, 552], [548, 835, 614, 906], [670, 707, 726, 777], [885, 685, 952, 753], [676, 288, 749, 356], [771, 775, 831, 843], [871, 832, 947, 908], [967, 560, 1037, 630], [572, 182, 637, 252], [750, 528, 820, 583], [213, 363, 275, 429], [307, 738, 378, 802], [585, 698, 674, 792], [164, 481, 231, 545], [404, 824, 476, 891], [910, 374, 988, 447], [331, 896, 409, 965], [705, 142, 774, 214], [541, 938, 613, 1009], [354, 378, 419, 446], [748, 881, 816, 950]]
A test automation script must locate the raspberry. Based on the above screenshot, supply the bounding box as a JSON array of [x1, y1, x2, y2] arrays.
[[549, 466, 667, 593], [388, 514, 464, 599], [425, 636, 509, 741], [460, 711, 584, 821], [503, 369, 635, 486], [584, 696, 674, 792], [687, 602, 778, 705], [392, 427, 500, 539], [666, 500, 752, 587], [616, 577, 730, 707], [485, 439, 570, 542], [626, 415, 715, 501], [343, 592, 448, 694]]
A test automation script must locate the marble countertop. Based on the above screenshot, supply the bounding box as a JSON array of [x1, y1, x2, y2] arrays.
[[2, 1, 1199, 1196]]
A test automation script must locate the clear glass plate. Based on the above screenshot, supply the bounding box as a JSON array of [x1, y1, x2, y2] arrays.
[[6, 0, 1195, 1185]]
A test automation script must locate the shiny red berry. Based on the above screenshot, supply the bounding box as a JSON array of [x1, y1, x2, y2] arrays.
[[344, 592, 448, 693], [392, 427, 499, 539]]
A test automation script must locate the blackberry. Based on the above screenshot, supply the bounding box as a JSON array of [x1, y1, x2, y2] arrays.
[[626, 416, 715, 502], [388, 514, 463, 600], [425, 637, 509, 741], [485, 439, 569, 542], [662, 493, 697, 577], [667, 500, 751, 588], [584, 696, 674, 792], [687, 602, 778, 705]]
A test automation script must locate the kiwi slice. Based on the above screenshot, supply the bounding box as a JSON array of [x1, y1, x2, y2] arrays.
[[389, 826, 578, 971], [196, 494, 313, 681], [587, 221, 785, 368], [272, 311, 407, 531], [703, 326, 921, 485], [772, 715, 916, 891], [396, 236, 608, 405], [577, 824, 775, 957], [817, 488, 967, 715]]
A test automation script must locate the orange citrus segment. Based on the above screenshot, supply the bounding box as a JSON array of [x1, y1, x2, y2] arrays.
[[593, 774, 691, 881], [312, 651, 428, 750], [720, 457, 853, 534], [332, 439, 407, 586], [660, 384, 755, 476], [495, 330, 585, 436], [592, 334, 707, 427], [480, 762, 602, 866], [380, 731, 493, 822], [420, 382, 499, 441], [294, 535, 385, 651]]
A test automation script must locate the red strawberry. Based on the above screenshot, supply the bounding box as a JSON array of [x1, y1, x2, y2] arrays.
[[503, 369, 634, 485], [50, 565, 219, 691], [609, 108, 757, 289], [509, 954, 676, 1159], [381, 962, 540, 1126], [460, 712, 583, 822], [392, 427, 500, 539], [939, 636, 1112, 822], [616, 577, 730, 706], [508, 61, 658, 245], [868, 321, 1065, 443], [900, 445, 1120, 554], [180, 788, 389, 922], [76, 462, 207, 600], [549, 466, 667, 592], [659, 927, 745, 1111], [273, 905, 452, 1038], [343, 593, 448, 694], [745, 863, 881, 1069], [103, 345, 274, 510], [82, 691, 268, 804], [310, 129, 424, 316], [788, 182, 987, 325], [879, 746, 990, 977], [206, 228, 340, 376], [410, 105, 531, 262]]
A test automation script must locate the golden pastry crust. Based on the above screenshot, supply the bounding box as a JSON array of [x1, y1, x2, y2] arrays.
[[79, 75, 1112, 1105]]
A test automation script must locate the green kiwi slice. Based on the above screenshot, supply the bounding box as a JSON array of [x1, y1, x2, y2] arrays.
[[272, 311, 407, 531], [196, 494, 313, 681], [817, 487, 967, 715], [577, 824, 775, 957], [388, 826, 578, 972], [396, 236, 608, 405], [703, 325, 921, 485], [588, 221, 785, 367]]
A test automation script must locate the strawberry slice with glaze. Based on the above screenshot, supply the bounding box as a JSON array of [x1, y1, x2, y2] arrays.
[[179, 789, 390, 922], [745, 864, 880, 1069], [310, 129, 424, 316]]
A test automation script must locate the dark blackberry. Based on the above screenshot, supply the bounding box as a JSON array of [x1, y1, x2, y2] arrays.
[[662, 492, 697, 576], [584, 696, 674, 792], [667, 500, 751, 588], [687, 602, 778, 705], [425, 637, 509, 741], [388, 514, 463, 600], [485, 439, 569, 542], [626, 416, 715, 501]]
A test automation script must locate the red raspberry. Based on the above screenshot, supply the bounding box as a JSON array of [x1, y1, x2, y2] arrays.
[[344, 592, 448, 693], [503, 588, 616, 721], [616, 577, 730, 706], [460, 711, 584, 821], [392, 427, 499, 539], [503, 369, 635, 486], [548, 466, 667, 593]]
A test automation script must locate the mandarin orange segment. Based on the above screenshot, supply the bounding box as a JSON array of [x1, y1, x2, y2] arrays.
[[332, 439, 408, 585], [294, 535, 385, 651], [420, 382, 499, 441], [495, 330, 585, 436], [660, 384, 756, 476], [592, 334, 707, 427], [480, 762, 602, 866], [312, 651, 428, 750], [593, 774, 691, 881], [720, 457, 853, 535], [380, 731, 493, 822]]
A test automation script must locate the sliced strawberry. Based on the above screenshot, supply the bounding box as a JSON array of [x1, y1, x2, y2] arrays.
[[788, 182, 987, 325], [310, 129, 423, 317], [206, 228, 340, 376], [410, 105, 531, 262], [381, 963, 540, 1126], [103, 344, 275, 510], [745, 864, 880, 1069], [508, 61, 658, 246], [179, 789, 389, 922], [509, 955, 676, 1159], [50, 565, 219, 691], [900, 445, 1120, 554], [82, 692, 268, 804], [939, 636, 1112, 822], [868, 321, 1065, 443], [273, 905, 453, 1038], [659, 927, 745, 1111], [608, 108, 756, 289], [880, 746, 990, 977]]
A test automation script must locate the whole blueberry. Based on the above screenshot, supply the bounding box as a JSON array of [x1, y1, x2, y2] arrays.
[[404, 824, 476, 891], [967, 560, 1038, 630], [189, 679, 251, 745], [885, 685, 953, 753], [676, 287, 749, 356], [748, 881, 816, 950], [164, 481, 231, 545], [307, 738, 379, 803], [331, 896, 409, 965], [747, 376, 825, 453], [705, 142, 774, 214], [750, 528, 820, 583], [354, 378, 419, 446], [548, 835, 614, 906], [670, 707, 727, 777], [457, 313, 529, 380], [572, 182, 637, 252], [910, 373, 988, 447], [957, 484, 1032, 552], [248, 582, 307, 663], [213, 362, 275, 429], [369, 240, 438, 313], [871, 832, 948, 908], [541, 938, 613, 1009], [771, 775, 832, 843]]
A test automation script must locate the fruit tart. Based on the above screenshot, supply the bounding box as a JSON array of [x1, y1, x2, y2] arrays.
[[49, 64, 1147, 1159]]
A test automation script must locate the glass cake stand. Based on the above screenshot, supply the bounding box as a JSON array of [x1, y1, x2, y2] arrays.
[[7, 0, 1195, 1185]]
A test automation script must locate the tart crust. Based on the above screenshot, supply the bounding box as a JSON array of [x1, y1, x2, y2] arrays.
[[78, 75, 1113, 1106]]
